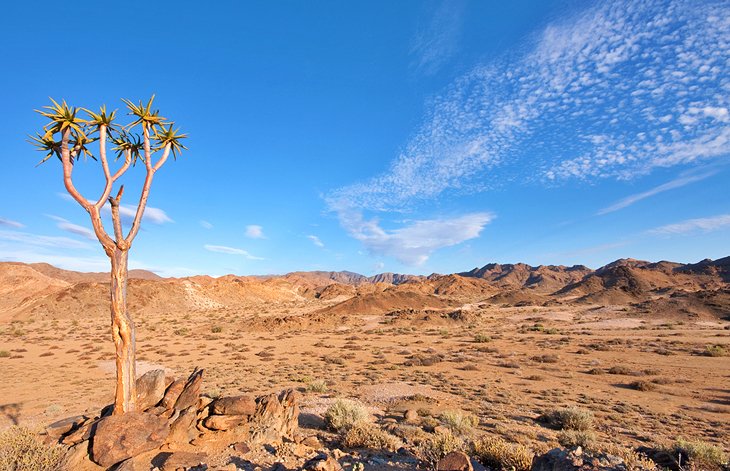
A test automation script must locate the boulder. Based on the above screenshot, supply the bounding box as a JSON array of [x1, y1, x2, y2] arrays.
[[304, 453, 344, 471], [210, 395, 257, 416], [173, 368, 204, 412], [404, 409, 419, 423], [156, 451, 208, 471], [248, 389, 299, 445], [90, 411, 169, 467], [161, 380, 185, 410], [203, 414, 250, 431], [136, 369, 167, 411], [61, 418, 96, 446], [167, 406, 199, 445], [437, 451, 473, 471], [45, 414, 88, 441]]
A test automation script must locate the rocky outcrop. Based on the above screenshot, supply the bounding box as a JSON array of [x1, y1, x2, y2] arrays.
[[45, 367, 300, 469], [531, 447, 655, 471]]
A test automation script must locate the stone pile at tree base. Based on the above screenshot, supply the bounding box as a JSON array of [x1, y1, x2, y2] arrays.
[[42, 368, 300, 470]]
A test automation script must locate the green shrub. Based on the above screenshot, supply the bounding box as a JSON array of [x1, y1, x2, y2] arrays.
[[0, 426, 66, 471], [671, 438, 728, 470], [538, 406, 593, 431], [473, 334, 491, 343], [414, 431, 464, 466], [306, 379, 328, 393], [473, 435, 533, 471], [704, 345, 727, 357], [439, 410, 479, 436], [343, 422, 402, 451], [557, 429, 596, 449], [324, 399, 369, 432]]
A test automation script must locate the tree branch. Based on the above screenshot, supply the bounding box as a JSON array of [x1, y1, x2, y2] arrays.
[[153, 144, 171, 172], [109, 185, 125, 243], [125, 125, 154, 244], [60, 129, 92, 210]]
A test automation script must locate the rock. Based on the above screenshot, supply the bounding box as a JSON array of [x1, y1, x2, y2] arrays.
[[63, 440, 101, 470], [173, 368, 204, 412], [304, 453, 343, 471], [233, 441, 251, 454], [302, 436, 322, 449], [156, 451, 208, 471], [203, 414, 250, 431], [136, 369, 167, 411], [61, 418, 96, 446], [211, 395, 257, 415], [531, 447, 643, 471], [434, 425, 450, 434], [90, 411, 170, 467], [167, 406, 198, 445], [248, 389, 300, 445], [45, 414, 88, 441], [161, 379, 185, 410], [404, 409, 419, 423], [437, 451, 473, 471]]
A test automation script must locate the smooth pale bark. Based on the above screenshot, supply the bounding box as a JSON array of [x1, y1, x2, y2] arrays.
[[110, 248, 136, 414]]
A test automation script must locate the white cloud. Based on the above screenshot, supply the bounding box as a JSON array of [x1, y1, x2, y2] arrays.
[[203, 244, 264, 260], [245, 225, 265, 239], [597, 170, 717, 215], [101, 203, 173, 224], [410, 0, 465, 75], [200, 220, 213, 229], [648, 214, 730, 236], [307, 235, 324, 248], [340, 211, 494, 266], [47, 215, 96, 240], [0, 217, 24, 229], [328, 0, 730, 213], [0, 230, 92, 250]]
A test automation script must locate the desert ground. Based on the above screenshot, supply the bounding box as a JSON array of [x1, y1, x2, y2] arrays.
[[1, 258, 728, 469]]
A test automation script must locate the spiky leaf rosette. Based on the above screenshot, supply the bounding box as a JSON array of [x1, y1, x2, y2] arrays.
[[121, 95, 168, 131], [154, 124, 188, 158]]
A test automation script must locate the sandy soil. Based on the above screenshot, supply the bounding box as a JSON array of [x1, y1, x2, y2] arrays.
[[1, 301, 728, 460]]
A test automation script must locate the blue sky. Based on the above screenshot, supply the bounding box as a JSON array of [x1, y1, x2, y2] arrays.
[[0, 0, 728, 277]]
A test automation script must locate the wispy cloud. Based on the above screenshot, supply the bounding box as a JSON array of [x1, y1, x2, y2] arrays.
[[648, 214, 730, 236], [0, 230, 92, 250], [47, 215, 96, 240], [597, 170, 718, 215], [200, 220, 213, 229], [329, 0, 730, 213], [341, 212, 494, 266], [410, 0, 465, 75], [0, 217, 24, 228], [101, 203, 173, 224], [307, 235, 324, 248], [245, 225, 265, 239], [203, 244, 264, 260]]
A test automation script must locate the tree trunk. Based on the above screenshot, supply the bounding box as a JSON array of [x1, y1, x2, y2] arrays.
[[110, 248, 137, 414]]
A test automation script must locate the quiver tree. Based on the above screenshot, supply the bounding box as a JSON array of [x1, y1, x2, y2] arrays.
[[31, 96, 186, 414]]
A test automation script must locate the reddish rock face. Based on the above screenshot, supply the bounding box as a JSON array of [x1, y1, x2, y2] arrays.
[[173, 369, 203, 412], [437, 451, 473, 471], [136, 369, 167, 411], [90, 412, 170, 467], [210, 395, 257, 416], [160, 379, 185, 410]]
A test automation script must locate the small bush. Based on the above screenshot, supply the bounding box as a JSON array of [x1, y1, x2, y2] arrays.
[[306, 379, 328, 393], [630, 380, 657, 392], [531, 354, 559, 363], [343, 422, 402, 451], [211, 325, 223, 333], [414, 431, 464, 466], [0, 426, 66, 471], [473, 435, 533, 471], [0, 351, 10, 358], [557, 430, 596, 449], [608, 365, 633, 375], [599, 444, 657, 470], [704, 345, 727, 357], [539, 406, 593, 431], [671, 438, 728, 470], [324, 399, 369, 432], [473, 334, 491, 343], [439, 410, 479, 436]]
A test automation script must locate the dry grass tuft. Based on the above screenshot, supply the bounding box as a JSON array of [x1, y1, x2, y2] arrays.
[[473, 435, 534, 471], [669, 438, 728, 470], [0, 426, 66, 471], [342, 422, 402, 451], [439, 410, 479, 436], [324, 399, 369, 432], [414, 431, 465, 467], [538, 406, 594, 431], [557, 429, 596, 449]]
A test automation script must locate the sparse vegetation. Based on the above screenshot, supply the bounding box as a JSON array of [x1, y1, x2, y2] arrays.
[[0, 426, 66, 471], [704, 345, 727, 357], [473, 435, 534, 471], [439, 409, 479, 436], [557, 429, 596, 448], [539, 406, 594, 431], [669, 438, 728, 470], [0, 351, 9, 358], [414, 431, 464, 466], [343, 422, 402, 451], [324, 399, 369, 432], [306, 379, 328, 393]]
